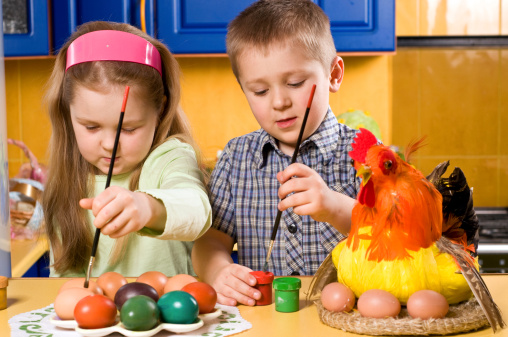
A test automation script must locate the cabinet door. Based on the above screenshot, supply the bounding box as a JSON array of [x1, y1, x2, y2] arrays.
[[157, 0, 394, 54], [323, 0, 395, 52], [3, 0, 50, 57], [157, 0, 254, 54], [51, 0, 155, 53]]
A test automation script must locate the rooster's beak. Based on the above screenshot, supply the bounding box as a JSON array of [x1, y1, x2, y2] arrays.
[[356, 164, 372, 185]]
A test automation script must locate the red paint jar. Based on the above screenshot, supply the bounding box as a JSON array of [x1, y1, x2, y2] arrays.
[[250, 271, 274, 306]]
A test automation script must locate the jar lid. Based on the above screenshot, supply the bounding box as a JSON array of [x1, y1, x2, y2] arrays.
[[273, 277, 301, 290], [0, 276, 8, 288], [250, 271, 274, 284]]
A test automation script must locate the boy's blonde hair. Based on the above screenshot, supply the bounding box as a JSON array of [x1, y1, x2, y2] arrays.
[[42, 21, 206, 274], [226, 0, 337, 80]]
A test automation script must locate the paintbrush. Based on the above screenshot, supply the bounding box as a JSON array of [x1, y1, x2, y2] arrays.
[[262, 84, 317, 272], [84, 85, 130, 288]]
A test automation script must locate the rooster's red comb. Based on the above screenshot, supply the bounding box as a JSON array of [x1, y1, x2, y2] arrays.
[[349, 128, 378, 163]]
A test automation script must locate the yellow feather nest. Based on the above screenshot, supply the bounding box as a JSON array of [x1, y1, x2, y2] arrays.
[[332, 226, 477, 305]]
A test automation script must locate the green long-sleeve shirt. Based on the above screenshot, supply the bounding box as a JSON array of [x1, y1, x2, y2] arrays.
[[50, 138, 212, 277]]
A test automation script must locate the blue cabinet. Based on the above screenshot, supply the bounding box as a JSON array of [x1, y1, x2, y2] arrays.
[[3, 0, 50, 57], [51, 0, 155, 53], [5, 0, 394, 57], [157, 0, 395, 54]]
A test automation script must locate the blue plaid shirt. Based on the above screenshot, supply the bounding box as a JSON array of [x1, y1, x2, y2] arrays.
[[209, 109, 360, 275]]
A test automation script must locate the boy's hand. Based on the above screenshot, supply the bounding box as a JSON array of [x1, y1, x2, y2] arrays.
[[79, 186, 165, 238], [209, 263, 261, 306], [276, 163, 337, 224]]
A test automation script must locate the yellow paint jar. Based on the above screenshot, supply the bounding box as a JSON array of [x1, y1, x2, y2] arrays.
[[0, 276, 8, 310]]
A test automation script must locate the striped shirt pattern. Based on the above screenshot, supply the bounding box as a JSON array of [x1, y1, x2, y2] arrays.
[[209, 109, 360, 275]]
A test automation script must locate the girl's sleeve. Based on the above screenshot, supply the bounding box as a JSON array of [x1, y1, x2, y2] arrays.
[[136, 139, 212, 241]]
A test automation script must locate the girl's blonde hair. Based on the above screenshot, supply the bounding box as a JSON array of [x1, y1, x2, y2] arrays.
[[42, 21, 206, 274], [226, 0, 337, 80]]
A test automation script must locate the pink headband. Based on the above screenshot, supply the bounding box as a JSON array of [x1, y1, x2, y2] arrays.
[[66, 30, 162, 76]]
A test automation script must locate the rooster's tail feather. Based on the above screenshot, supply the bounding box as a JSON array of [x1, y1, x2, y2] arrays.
[[437, 237, 506, 333]]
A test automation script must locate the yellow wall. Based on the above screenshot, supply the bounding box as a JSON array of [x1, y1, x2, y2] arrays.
[[6, 0, 508, 207], [394, 0, 508, 207], [5, 55, 392, 176]]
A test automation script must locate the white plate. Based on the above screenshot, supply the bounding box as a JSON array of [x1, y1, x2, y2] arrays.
[[49, 308, 219, 335], [49, 314, 77, 329], [198, 307, 221, 321], [75, 319, 204, 337]]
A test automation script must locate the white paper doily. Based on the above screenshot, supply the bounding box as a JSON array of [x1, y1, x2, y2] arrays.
[[9, 303, 252, 337]]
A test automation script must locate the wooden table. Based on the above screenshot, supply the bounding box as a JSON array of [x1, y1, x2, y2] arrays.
[[1, 275, 507, 336]]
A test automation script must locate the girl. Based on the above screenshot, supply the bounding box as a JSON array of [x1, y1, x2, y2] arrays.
[[42, 21, 211, 277]]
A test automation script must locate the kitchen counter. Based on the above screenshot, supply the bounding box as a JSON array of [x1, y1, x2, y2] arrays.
[[10, 236, 48, 277], [1, 275, 507, 336]]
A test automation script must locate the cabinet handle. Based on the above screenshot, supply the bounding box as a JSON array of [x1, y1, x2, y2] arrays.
[[140, 0, 146, 33]]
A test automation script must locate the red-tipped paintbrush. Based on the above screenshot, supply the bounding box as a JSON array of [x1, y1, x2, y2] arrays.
[[262, 84, 317, 272], [84, 85, 130, 288]]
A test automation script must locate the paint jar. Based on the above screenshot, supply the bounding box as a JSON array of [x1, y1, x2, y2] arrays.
[[273, 277, 301, 313], [249, 271, 274, 306], [0, 276, 8, 310]]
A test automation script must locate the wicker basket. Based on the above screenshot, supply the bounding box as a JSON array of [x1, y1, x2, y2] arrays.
[[316, 297, 489, 335]]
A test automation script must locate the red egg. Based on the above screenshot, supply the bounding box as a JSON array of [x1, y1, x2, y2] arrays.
[[74, 294, 117, 329], [407, 290, 449, 319], [320, 282, 355, 312], [357, 289, 401, 318], [181, 282, 217, 314], [137, 271, 168, 297], [97, 272, 128, 300], [163, 274, 197, 293]]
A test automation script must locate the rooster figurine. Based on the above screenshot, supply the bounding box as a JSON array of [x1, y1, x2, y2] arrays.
[[309, 128, 505, 332]]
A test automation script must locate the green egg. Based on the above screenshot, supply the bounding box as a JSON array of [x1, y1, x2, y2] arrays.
[[120, 295, 160, 331], [157, 291, 199, 324]]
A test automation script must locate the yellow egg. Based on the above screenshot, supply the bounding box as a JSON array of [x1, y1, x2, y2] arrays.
[[321, 282, 355, 312], [357, 289, 401, 318], [407, 290, 449, 319]]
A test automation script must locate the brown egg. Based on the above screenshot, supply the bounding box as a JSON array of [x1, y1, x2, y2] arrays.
[[97, 272, 128, 300], [357, 289, 401, 318], [136, 271, 168, 297], [321, 282, 356, 312], [163, 274, 198, 293], [407, 290, 449, 319], [54, 287, 94, 320]]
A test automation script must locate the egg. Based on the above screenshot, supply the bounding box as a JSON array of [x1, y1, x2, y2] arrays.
[[181, 281, 217, 314], [407, 290, 449, 319], [97, 272, 128, 300], [54, 287, 94, 320], [58, 278, 103, 295], [163, 274, 198, 293], [136, 271, 168, 297], [357, 289, 401, 318], [320, 282, 355, 312]]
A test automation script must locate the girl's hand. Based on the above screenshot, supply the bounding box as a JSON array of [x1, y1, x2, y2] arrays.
[[79, 186, 165, 238], [209, 263, 261, 306], [276, 163, 337, 224]]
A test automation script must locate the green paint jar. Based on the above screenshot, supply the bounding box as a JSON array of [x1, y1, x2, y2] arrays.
[[273, 277, 301, 313]]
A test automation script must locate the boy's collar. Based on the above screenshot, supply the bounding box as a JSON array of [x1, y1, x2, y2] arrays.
[[255, 108, 339, 168]]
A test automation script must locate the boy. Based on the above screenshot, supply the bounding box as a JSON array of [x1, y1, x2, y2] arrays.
[[192, 0, 359, 306]]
